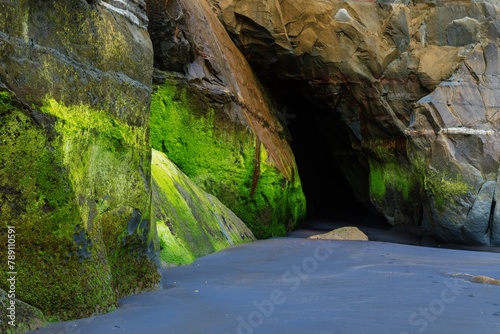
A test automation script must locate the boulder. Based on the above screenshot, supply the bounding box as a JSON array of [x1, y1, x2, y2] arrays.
[[471, 275, 500, 286], [152, 149, 255, 266]]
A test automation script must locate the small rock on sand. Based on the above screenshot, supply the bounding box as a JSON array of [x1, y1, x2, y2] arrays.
[[471, 275, 500, 286], [308, 226, 368, 241]]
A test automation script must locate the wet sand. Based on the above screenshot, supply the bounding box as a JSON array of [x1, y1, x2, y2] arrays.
[[32, 222, 500, 334]]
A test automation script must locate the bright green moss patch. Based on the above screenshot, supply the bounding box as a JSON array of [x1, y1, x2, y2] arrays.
[[368, 143, 416, 203], [0, 94, 159, 321], [369, 141, 469, 212], [369, 167, 386, 201], [157, 222, 196, 265], [152, 149, 254, 266], [424, 169, 470, 210], [0, 97, 116, 319], [151, 82, 306, 238], [369, 162, 415, 202], [41, 98, 159, 298]]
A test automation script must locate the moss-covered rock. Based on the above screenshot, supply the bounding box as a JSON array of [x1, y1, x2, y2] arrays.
[[152, 149, 255, 266], [0, 89, 159, 322], [147, 0, 306, 239], [366, 138, 471, 231], [151, 81, 306, 239], [0, 0, 159, 324]]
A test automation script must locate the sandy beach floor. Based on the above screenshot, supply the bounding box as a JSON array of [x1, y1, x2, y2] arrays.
[[32, 221, 500, 334]]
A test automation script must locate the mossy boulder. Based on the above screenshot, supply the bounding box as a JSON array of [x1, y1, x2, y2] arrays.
[[152, 149, 255, 266], [0, 0, 159, 323]]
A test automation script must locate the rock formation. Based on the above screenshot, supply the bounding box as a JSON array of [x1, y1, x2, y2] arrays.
[[146, 0, 306, 238], [2, 0, 500, 331], [0, 0, 159, 324], [152, 149, 255, 266], [471, 275, 500, 285], [209, 0, 500, 246]]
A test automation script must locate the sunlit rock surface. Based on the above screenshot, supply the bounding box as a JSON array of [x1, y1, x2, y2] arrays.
[[308, 226, 369, 241]]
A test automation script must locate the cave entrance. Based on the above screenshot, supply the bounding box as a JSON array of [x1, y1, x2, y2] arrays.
[[270, 80, 387, 227]]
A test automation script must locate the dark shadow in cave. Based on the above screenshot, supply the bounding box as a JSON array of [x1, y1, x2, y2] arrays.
[[268, 80, 388, 229]]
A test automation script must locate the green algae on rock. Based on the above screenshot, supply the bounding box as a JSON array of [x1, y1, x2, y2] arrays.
[[146, 0, 306, 239], [0, 0, 159, 324], [0, 91, 160, 322], [152, 149, 255, 266], [151, 81, 306, 239], [40, 98, 160, 297]]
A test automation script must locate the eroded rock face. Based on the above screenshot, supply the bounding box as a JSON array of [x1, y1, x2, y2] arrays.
[[210, 0, 500, 245], [0, 0, 159, 320], [152, 149, 255, 266], [146, 0, 306, 238]]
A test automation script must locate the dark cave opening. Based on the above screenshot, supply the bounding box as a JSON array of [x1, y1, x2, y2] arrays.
[[268, 80, 387, 225]]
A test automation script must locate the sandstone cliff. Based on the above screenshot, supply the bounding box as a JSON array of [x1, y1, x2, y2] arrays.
[[209, 0, 500, 246]]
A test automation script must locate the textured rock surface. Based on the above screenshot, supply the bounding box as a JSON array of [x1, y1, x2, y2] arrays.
[[0, 0, 159, 322], [210, 0, 500, 246], [146, 0, 306, 238], [152, 149, 255, 266], [308, 226, 369, 241]]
